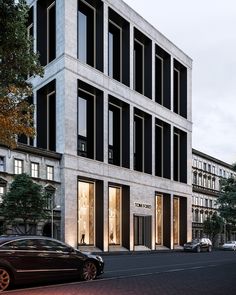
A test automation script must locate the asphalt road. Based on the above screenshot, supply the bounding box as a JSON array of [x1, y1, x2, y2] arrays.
[[5, 250, 236, 295]]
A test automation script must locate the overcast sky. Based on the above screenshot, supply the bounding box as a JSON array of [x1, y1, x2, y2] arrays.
[[124, 0, 236, 164]]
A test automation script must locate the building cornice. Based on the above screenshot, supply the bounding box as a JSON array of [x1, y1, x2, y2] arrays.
[[0, 144, 62, 161], [192, 148, 233, 170]]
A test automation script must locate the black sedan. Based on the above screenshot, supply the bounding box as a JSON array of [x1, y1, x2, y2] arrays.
[[184, 238, 212, 253], [0, 235, 104, 292]]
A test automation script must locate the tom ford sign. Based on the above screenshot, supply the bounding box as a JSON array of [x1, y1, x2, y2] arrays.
[[134, 202, 152, 209]]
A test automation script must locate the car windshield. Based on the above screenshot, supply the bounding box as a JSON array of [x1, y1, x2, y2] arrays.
[[192, 239, 200, 243], [226, 241, 235, 244]]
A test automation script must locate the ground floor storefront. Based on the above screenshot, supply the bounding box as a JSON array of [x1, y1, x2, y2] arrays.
[[63, 176, 192, 252]]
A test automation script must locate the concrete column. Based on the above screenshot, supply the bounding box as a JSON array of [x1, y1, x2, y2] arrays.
[[33, 3, 37, 53], [170, 193, 174, 249], [103, 2, 109, 76], [33, 89, 37, 147], [170, 124, 174, 181], [64, 0, 77, 58], [63, 71, 78, 155], [56, 0, 66, 58], [63, 167, 78, 247], [187, 131, 192, 186], [187, 193, 193, 242], [170, 56, 174, 112], [129, 187, 134, 251], [103, 91, 109, 164], [130, 25, 134, 90], [152, 115, 155, 176], [103, 180, 109, 252], [129, 105, 134, 170], [187, 67, 192, 122], [152, 41, 155, 101], [152, 207, 156, 250]]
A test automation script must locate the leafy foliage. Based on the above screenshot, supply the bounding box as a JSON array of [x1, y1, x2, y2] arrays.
[[232, 163, 236, 172], [0, 0, 43, 148], [0, 174, 49, 234], [203, 212, 223, 244], [217, 177, 236, 226]]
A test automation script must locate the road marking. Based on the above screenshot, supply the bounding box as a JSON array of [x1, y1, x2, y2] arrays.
[[105, 258, 235, 273], [4, 263, 223, 294]]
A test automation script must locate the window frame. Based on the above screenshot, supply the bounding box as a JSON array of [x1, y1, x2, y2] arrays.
[[46, 165, 54, 181], [78, 0, 96, 67], [31, 162, 39, 178], [14, 159, 23, 175]]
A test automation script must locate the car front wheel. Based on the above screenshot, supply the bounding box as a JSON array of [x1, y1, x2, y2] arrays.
[[81, 261, 97, 281], [0, 268, 11, 292], [196, 246, 201, 253]]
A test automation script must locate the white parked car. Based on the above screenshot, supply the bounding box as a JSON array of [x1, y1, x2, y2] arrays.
[[222, 241, 236, 251]]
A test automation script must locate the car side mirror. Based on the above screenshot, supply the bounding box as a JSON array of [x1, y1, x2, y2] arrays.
[[66, 247, 75, 253]]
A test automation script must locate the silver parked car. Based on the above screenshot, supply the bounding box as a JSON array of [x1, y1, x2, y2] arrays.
[[222, 241, 236, 251]]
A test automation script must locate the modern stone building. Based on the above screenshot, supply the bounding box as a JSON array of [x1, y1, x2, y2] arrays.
[[192, 149, 236, 243], [0, 0, 193, 252]]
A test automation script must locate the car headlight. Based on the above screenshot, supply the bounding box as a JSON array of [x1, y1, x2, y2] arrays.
[[96, 255, 103, 263]]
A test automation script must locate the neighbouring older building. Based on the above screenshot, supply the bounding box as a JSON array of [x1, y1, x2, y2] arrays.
[[192, 149, 236, 243], [0, 144, 62, 238], [0, 0, 193, 252]]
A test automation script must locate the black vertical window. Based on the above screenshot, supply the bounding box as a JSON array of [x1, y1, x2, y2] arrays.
[[78, 91, 94, 159], [18, 97, 34, 146], [174, 68, 180, 114], [155, 123, 163, 177], [37, 80, 56, 151], [78, 1, 95, 67], [27, 7, 34, 38], [174, 131, 180, 181], [173, 128, 187, 183], [77, 80, 104, 162], [155, 119, 171, 179], [109, 8, 130, 87], [108, 104, 121, 165], [155, 46, 171, 109], [173, 60, 187, 118], [48, 92, 56, 151], [47, 2, 56, 64], [37, 0, 56, 66], [108, 21, 121, 81], [134, 39, 144, 94], [134, 115, 144, 172], [155, 55, 163, 105]]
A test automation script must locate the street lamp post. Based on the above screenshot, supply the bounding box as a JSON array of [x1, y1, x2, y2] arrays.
[[51, 205, 60, 238]]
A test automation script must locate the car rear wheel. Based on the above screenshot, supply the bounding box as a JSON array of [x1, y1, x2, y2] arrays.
[[0, 268, 11, 292], [196, 246, 201, 253], [81, 261, 97, 281], [208, 246, 212, 252]]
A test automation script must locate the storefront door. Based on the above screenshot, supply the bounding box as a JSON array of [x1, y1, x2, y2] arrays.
[[134, 215, 151, 248]]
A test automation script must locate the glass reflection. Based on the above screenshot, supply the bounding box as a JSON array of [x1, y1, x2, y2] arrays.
[[109, 187, 121, 245], [173, 197, 180, 245], [78, 181, 95, 245], [78, 11, 87, 63], [156, 194, 163, 245], [78, 96, 87, 137]]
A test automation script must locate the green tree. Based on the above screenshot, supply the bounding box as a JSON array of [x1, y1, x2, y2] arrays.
[[232, 163, 236, 172], [203, 212, 223, 245], [217, 177, 236, 227], [0, 0, 43, 148], [0, 174, 49, 234]]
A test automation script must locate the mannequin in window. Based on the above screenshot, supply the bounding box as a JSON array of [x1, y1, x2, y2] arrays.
[[80, 234, 85, 244], [110, 231, 114, 244]]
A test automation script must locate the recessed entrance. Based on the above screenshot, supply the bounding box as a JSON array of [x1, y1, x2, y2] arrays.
[[134, 215, 151, 249]]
